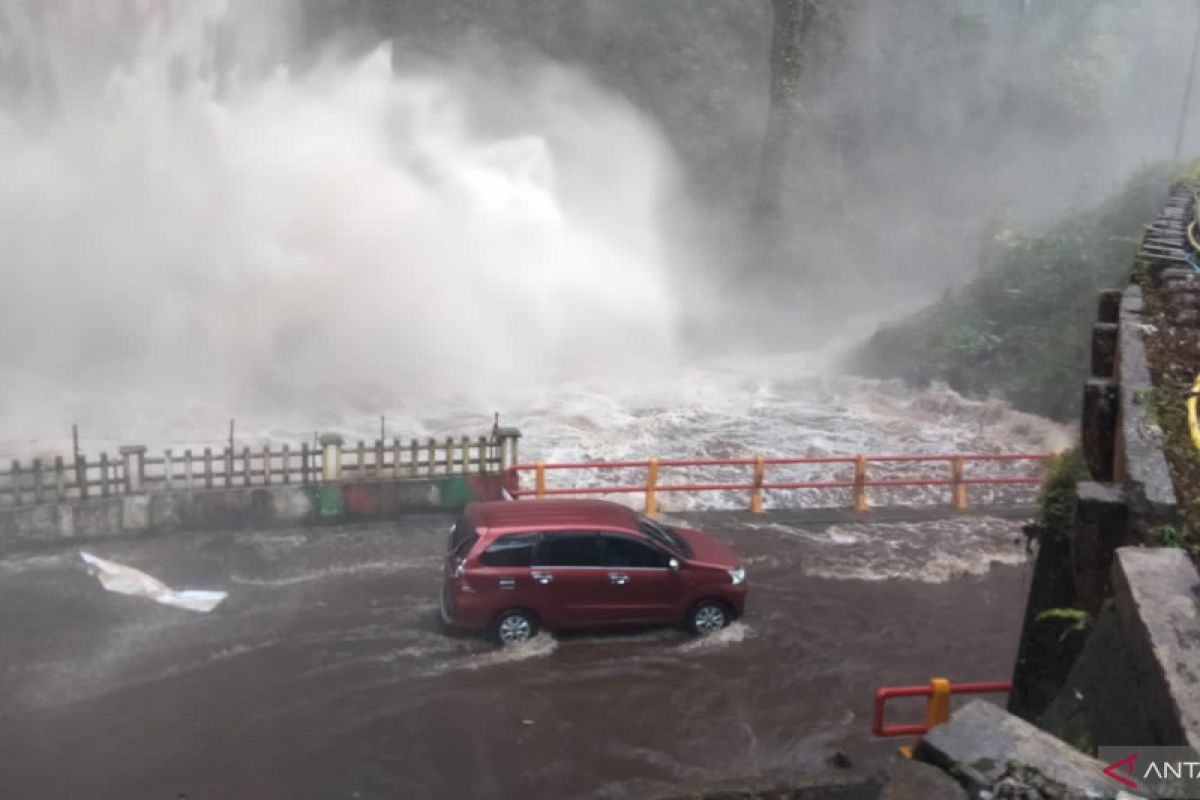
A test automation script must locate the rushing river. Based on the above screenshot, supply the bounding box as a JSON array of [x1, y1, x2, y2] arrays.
[[1, 509, 1034, 798]]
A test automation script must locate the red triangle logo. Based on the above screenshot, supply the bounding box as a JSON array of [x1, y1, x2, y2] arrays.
[[1103, 753, 1138, 789]]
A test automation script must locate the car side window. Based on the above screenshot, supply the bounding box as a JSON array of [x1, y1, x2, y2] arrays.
[[602, 535, 670, 569], [479, 532, 537, 568], [533, 532, 602, 567]]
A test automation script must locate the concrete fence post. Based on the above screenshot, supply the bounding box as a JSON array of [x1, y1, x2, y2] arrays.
[[319, 434, 344, 482], [119, 446, 147, 494], [31, 458, 43, 503], [164, 449, 173, 490], [77, 456, 89, 500]]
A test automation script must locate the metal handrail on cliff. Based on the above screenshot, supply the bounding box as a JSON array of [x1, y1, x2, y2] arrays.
[[505, 453, 1051, 515]]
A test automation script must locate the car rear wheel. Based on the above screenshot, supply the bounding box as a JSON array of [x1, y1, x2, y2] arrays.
[[492, 609, 539, 646], [687, 599, 730, 636]]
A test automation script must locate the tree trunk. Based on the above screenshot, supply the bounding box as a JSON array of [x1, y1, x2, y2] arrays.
[[753, 0, 816, 229]]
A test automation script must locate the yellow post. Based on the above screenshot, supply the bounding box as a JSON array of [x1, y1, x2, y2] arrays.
[[535, 462, 546, 500], [461, 436, 470, 474], [952, 457, 967, 510], [924, 678, 952, 730], [645, 457, 659, 516], [751, 456, 765, 514], [854, 455, 869, 512]]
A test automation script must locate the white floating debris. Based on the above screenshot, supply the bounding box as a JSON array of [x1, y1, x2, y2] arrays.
[[80, 552, 227, 613]]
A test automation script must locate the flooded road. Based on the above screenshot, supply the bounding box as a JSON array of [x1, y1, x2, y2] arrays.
[[0, 510, 1033, 799]]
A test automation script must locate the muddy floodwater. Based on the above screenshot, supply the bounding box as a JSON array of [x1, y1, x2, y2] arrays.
[[0, 510, 1032, 799]]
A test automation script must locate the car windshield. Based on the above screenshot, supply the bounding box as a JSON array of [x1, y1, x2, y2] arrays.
[[636, 514, 693, 558]]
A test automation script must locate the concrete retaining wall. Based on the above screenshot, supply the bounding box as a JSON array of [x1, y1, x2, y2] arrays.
[[0, 473, 509, 545]]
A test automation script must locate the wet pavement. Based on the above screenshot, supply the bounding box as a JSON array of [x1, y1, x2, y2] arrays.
[[0, 509, 1034, 799]]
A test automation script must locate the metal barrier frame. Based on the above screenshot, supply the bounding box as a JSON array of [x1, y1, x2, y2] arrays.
[[506, 453, 1052, 514], [872, 678, 1012, 737]]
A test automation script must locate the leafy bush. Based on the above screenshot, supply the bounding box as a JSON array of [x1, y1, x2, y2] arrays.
[[851, 163, 1176, 420]]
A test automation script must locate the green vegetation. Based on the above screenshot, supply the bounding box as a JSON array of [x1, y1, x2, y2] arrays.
[[1035, 607, 1092, 642], [1037, 448, 1088, 537], [1146, 378, 1200, 556], [852, 163, 1176, 420]]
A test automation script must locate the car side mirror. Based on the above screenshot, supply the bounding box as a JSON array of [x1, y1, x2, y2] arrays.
[[668, 558, 681, 571]]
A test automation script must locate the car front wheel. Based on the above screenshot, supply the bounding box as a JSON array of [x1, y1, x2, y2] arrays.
[[492, 609, 539, 646], [687, 599, 730, 636]]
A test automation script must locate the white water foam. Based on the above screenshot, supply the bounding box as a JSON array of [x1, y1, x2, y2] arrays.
[[0, 0, 686, 448]]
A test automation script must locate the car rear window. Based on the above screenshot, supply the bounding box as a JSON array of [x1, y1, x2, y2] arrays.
[[448, 517, 478, 557], [479, 533, 537, 567]]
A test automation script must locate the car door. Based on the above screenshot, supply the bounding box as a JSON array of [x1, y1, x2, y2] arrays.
[[530, 531, 609, 628], [597, 533, 678, 624], [470, 532, 539, 617]]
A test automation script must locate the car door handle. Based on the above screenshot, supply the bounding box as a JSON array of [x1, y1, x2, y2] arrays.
[[498, 578, 516, 590], [608, 573, 629, 585], [532, 571, 554, 585]]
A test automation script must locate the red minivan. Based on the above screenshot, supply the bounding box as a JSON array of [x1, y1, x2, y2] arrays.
[[440, 499, 747, 645]]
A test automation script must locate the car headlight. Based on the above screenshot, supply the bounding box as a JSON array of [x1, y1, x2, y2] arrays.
[[728, 567, 745, 585]]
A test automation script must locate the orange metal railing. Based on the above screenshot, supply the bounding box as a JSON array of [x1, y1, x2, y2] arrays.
[[873, 678, 1012, 737], [505, 453, 1052, 514]]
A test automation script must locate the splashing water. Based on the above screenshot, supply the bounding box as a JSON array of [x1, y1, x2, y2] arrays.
[[0, 0, 683, 432]]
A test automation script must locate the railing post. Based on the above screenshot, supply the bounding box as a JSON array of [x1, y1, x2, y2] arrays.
[[411, 438, 419, 476], [281, 445, 289, 485], [750, 456, 765, 514], [164, 449, 173, 491], [393, 438, 402, 478], [184, 450, 194, 490], [854, 455, 869, 512], [74, 452, 86, 498], [32, 458, 44, 504], [427, 438, 436, 476], [951, 457, 968, 510], [319, 434, 344, 482], [461, 435, 470, 474], [224, 447, 233, 488], [375, 439, 384, 477], [54, 456, 66, 501], [444, 436, 453, 474], [263, 445, 272, 485], [11, 461, 21, 506], [242, 446, 252, 486], [300, 443, 310, 485], [203, 448, 213, 489], [477, 436, 487, 473], [120, 446, 147, 494], [535, 462, 546, 500], [924, 678, 952, 730], [100, 453, 110, 497], [77, 456, 89, 500], [357, 440, 366, 476], [645, 457, 660, 516]]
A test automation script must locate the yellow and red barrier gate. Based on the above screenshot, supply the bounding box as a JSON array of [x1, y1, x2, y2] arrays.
[[872, 678, 1012, 742], [505, 453, 1051, 515]]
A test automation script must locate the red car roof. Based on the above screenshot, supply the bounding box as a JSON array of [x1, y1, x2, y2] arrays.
[[468, 499, 638, 533]]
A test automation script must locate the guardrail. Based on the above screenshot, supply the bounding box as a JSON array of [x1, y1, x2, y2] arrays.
[[506, 453, 1052, 514], [0, 429, 522, 509], [873, 678, 1012, 738]]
